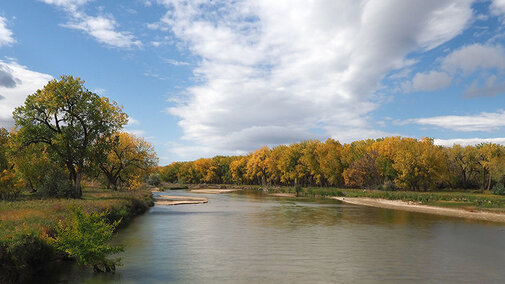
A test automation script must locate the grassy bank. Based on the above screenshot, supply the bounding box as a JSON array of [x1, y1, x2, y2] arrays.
[[263, 186, 505, 211], [0, 188, 154, 283]]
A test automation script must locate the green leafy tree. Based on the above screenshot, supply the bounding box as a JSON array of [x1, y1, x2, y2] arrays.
[[53, 207, 123, 272], [13, 75, 128, 198]]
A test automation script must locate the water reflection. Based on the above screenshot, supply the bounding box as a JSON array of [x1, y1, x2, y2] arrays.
[[40, 190, 505, 283]]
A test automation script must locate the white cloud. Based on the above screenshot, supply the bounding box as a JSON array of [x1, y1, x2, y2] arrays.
[[402, 110, 505, 132], [491, 0, 505, 17], [442, 44, 505, 74], [163, 58, 189, 66], [411, 70, 452, 91], [0, 60, 53, 128], [127, 117, 140, 126], [464, 77, 505, 97], [434, 137, 505, 147], [124, 129, 146, 137], [0, 16, 15, 47], [153, 0, 474, 158], [62, 15, 141, 48], [40, 0, 141, 48]]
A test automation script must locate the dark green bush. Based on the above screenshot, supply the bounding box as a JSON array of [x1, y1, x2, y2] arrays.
[[0, 234, 55, 283], [37, 168, 73, 198], [491, 183, 505, 196]]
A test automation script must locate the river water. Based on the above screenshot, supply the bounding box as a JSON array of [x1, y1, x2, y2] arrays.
[[41, 190, 505, 283]]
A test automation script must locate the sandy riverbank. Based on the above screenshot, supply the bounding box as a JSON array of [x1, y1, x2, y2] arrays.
[[155, 195, 208, 206], [190, 188, 241, 194], [332, 197, 505, 223], [269, 193, 296, 197]]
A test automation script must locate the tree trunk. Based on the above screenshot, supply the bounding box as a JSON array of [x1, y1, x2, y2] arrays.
[[75, 170, 82, 198], [487, 174, 492, 191]]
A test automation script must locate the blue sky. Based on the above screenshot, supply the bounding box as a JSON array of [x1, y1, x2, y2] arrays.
[[1, 0, 505, 165]]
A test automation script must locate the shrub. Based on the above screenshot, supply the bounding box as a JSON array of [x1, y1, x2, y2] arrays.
[[0, 233, 55, 283], [146, 173, 161, 187], [382, 181, 397, 191], [491, 183, 505, 196], [294, 185, 302, 197], [52, 207, 123, 272], [37, 167, 73, 198]]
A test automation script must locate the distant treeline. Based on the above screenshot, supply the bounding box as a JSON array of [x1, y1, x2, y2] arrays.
[[160, 137, 505, 192]]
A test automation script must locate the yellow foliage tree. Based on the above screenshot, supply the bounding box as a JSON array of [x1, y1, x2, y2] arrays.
[[95, 132, 158, 190]]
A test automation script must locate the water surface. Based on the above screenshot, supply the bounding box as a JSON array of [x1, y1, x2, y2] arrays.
[[42, 191, 505, 283]]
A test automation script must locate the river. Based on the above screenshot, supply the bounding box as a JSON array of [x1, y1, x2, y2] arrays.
[[40, 190, 505, 283]]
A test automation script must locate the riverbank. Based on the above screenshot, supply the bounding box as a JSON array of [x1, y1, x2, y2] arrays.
[[167, 184, 505, 222], [332, 197, 505, 223], [155, 195, 208, 205], [0, 188, 154, 283]]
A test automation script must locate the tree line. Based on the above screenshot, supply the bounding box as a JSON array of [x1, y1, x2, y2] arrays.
[[0, 75, 158, 199], [160, 137, 505, 193]]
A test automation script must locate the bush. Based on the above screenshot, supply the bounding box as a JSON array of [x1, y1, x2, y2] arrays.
[[382, 181, 397, 191], [491, 183, 505, 196], [146, 173, 161, 187], [52, 207, 123, 272], [37, 168, 73, 198], [294, 185, 302, 197]]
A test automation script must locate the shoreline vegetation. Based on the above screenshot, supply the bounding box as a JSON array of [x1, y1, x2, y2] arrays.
[[0, 188, 154, 283], [161, 183, 505, 223], [0, 76, 160, 282], [158, 136, 505, 223]]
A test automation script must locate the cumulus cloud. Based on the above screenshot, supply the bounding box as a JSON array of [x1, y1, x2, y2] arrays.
[[442, 44, 505, 74], [491, 0, 505, 17], [434, 137, 505, 147], [402, 43, 505, 93], [402, 110, 505, 132], [0, 16, 15, 47], [0, 64, 19, 88], [411, 70, 452, 91], [40, 0, 141, 48], [152, 0, 474, 158], [464, 78, 505, 98], [0, 60, 53, 128]]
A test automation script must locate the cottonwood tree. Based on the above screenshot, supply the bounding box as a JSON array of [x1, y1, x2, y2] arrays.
[[95, 132, 157, 190], [13, 75, 127, 198]]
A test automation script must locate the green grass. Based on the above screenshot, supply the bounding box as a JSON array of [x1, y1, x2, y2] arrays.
[[0, 188, 153, 283]]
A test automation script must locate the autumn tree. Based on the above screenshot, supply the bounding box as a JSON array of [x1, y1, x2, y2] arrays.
[[0, 128, 22, 200], [230, 155, 250, 184], [445, 145, 480, 189], [13, 75, 127, 198], [246, 147, 270, 185], [160, 162, 185, 183], [477, 143, 505, 190], [316, 139, 344, 186], [95, 132, 158, 190], [343, 151, 382, 188]]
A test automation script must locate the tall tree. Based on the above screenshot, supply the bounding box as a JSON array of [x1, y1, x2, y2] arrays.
[[13, 75, 127, 198], [95, 132, 158, 190]]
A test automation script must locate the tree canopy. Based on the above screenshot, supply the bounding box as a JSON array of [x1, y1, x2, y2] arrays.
[[12, 75, 128, 198]]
